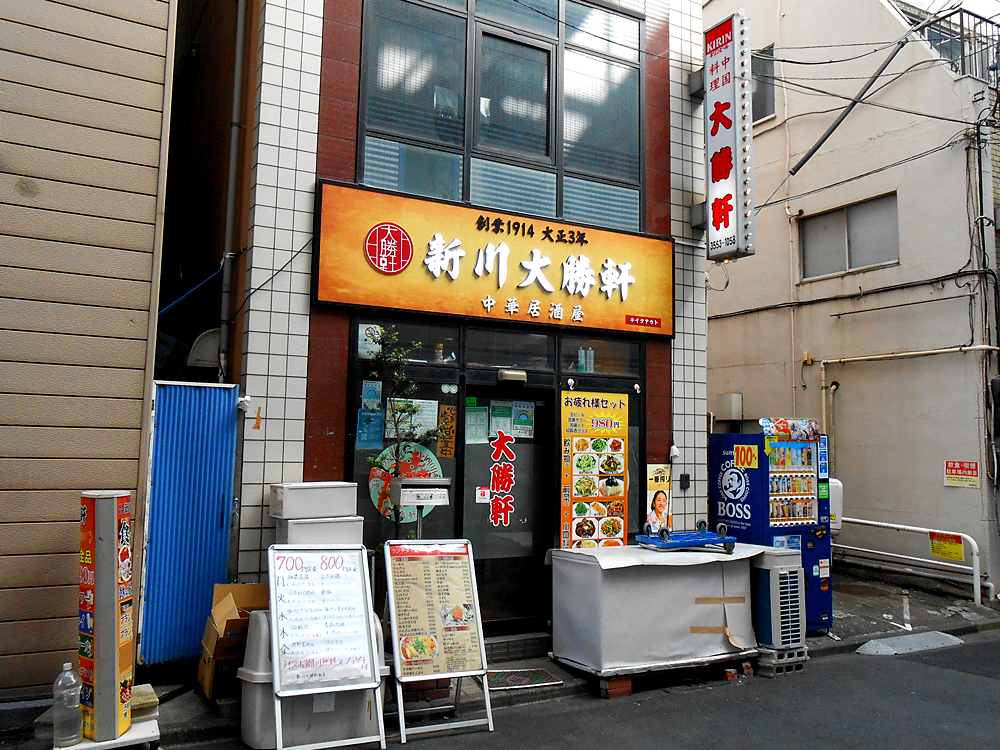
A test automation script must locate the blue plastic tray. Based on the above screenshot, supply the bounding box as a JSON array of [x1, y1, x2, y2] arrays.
[[636, 530, 738, 553]]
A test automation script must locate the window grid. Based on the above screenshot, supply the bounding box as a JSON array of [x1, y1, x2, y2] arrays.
[[359, 0, 644, 231]]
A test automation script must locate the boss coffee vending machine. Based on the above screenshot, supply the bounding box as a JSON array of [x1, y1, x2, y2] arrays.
[[709, 418, 832, 631]]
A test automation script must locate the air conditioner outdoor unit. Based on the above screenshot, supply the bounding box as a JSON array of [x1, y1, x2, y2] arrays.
[[751, 547, 806, 649]]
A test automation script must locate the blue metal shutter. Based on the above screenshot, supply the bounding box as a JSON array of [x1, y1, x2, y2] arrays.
[[140, 383, 239, 664]]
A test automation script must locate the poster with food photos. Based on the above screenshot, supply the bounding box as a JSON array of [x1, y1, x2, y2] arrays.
[[560, 391, 629, 549], [385, 541, 486, 680]]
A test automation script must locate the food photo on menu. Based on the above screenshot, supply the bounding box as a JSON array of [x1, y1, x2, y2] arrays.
[[399, 634, 438, 662]]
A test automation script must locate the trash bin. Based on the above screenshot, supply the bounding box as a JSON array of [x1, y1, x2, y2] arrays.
[[238, 610, 387, 749]]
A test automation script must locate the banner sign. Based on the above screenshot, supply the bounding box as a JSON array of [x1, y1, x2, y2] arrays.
[[315, 182, 673, 336], [704, 11, 755, 261], [560, 391, 629, 549]]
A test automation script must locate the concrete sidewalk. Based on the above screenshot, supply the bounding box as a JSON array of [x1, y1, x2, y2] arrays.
[[7, 567, 1000, 749]]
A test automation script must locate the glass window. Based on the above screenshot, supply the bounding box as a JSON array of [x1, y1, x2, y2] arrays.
[[365, 1, 465, 146], [561, 337, 640, 376], [801, 208, 847, 278], [476, 0, 558, 37], [566, 2, 640, 62], [563, 50, 639, 182], [477, 36, 550, 157], [361, 0, 643, 232], [466, 327, 555, 370], [848, 194, 899, 268], [563, 177, 640, 232], [357, 320, 460, 366], [752, 47, 775, 122], [470, 158, 556, 216], [801, 194, 899, 279], [363, 137, 463, 201]]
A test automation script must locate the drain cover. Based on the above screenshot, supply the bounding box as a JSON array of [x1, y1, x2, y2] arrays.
[[487, 668, 563, 691], [856, 631, 964, 656]]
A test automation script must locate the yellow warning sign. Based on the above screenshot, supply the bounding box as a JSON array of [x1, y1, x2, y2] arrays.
[[929, 531, 965, 561]]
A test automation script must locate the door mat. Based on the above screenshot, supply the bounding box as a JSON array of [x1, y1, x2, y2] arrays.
[[487, 668, 564, 691]]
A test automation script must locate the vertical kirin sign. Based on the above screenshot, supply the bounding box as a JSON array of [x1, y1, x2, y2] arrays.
[[705, 11, 755, 261]]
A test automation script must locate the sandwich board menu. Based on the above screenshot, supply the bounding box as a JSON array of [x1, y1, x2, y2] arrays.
[[268, 545, 385, 750], [560, 391, 629, 550], [384, 540, 493, 742]]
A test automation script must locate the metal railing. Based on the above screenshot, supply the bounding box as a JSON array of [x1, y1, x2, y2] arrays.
[[834, 516, 994, 607], [897, 3, 1000, 87]]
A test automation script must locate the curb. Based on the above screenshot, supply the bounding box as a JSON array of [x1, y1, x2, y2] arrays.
[[805, 617, 1000, 659]]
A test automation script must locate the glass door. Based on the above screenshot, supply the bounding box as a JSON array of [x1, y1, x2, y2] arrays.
[[461, 382, 555, 633]]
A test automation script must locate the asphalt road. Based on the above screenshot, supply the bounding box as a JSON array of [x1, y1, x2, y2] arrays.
[[167, 628, 1000, 750]]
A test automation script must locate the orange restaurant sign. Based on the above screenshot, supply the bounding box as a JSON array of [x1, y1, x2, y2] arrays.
[[315, 182, 674, 336]]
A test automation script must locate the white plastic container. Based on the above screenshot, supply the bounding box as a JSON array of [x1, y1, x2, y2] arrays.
[[828, 478, 844, 537], [275, 516, 365, 545], [238, 611, 386, 749], [269, 482, 358, 519]]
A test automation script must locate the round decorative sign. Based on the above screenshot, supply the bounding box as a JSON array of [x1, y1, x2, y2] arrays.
[[368, 443, 441, 524], [364, 222, 414, 275]]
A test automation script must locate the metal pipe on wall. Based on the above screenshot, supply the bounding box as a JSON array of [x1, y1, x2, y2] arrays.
[[219, 0, 248, 383]]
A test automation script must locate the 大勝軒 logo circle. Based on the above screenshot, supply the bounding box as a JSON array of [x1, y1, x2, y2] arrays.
[[720, 467, 749, 502], [364, 222, 413, 274]]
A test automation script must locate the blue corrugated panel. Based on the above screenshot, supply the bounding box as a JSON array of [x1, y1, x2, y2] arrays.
[[141, 383, 239, 664]]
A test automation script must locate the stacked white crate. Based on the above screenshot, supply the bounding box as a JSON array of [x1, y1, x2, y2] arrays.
[[269, 482, 364, 544]]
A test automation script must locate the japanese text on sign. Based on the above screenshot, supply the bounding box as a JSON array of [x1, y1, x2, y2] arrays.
[[385, 542, 485, 680], [269, 547, 378, 693], [315, 183, 673, 337], [704, 13, 755, 261], [560, 391, 629, 549]]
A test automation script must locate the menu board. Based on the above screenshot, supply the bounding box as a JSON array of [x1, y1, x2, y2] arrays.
[[560, 391, 629, 550], [385, 541, 486, 681], [268, 546, 380, 695]]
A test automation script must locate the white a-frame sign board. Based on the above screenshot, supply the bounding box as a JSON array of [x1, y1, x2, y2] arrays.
[[268, 545, 385, 750], [384, 539, 493, 743]]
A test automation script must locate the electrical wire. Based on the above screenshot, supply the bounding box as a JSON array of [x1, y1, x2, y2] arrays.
[[755, 70, 976, 124], [228, 238, 312, 323], [756, 130, 969, 210], [761, 3, 961, 65], [706, 261, 730, 292]]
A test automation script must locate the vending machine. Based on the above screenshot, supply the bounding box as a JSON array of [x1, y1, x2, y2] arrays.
[[708, 418, 832, 631]]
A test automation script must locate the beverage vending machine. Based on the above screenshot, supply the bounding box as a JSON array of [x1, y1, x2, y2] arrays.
[[708, 418, 832, 631]]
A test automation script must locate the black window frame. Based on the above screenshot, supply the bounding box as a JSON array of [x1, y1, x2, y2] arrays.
[[356, 0, 646, 232]]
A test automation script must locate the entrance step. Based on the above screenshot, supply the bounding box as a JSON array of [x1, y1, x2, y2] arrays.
[[485, 632, 552, 663]]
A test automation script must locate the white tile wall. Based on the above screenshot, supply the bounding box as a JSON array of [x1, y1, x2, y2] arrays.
[[237, 0, 323, 580], [668, 0, 708, 531]]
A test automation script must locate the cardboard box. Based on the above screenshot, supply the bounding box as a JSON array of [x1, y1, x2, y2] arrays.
[[197, 645, 242, 700], [201, 583, 268, 660]]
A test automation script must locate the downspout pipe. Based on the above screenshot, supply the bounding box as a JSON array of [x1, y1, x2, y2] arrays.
[[219, 0, 247, 383]]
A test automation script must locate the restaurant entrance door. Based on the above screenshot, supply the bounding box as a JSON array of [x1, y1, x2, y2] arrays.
[[461, 382, 555, 634]]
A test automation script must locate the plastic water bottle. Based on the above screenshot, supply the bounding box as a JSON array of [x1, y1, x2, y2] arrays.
[[53, 662, 82, 747]]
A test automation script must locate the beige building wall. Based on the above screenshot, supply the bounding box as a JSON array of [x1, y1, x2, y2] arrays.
[[704, 0, 1000, 582], [0, 0, 175, 697]]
